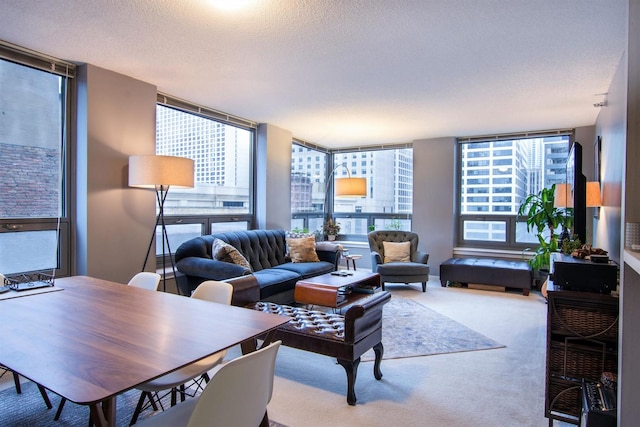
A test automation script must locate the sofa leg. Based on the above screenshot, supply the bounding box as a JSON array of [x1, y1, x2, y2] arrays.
[[523, 289, 530, 296], [337, 357, 360, 405], [440, 279, 447, 287], [422, 282, 427, 292], [373, 342, 383, 380]]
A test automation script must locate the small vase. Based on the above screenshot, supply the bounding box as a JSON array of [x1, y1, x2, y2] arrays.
[[327, 235, 336, 241]]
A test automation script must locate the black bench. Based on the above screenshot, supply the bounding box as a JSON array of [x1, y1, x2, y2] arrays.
[[440, 257, 533, 296], [246, 291, 391, 405]]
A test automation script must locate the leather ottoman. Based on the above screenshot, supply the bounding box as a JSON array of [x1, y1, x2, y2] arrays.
[[440, 257, 533, 296]]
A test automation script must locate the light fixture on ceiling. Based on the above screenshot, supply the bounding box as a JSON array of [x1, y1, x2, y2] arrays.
[[129, 155, 195, 293]]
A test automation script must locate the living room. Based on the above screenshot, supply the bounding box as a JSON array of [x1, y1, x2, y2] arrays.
[[1, 1, 639, 425]]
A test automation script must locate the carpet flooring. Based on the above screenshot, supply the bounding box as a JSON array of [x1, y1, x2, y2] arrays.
[[361, 295, 505, 361], [0, 381, 287, 426]]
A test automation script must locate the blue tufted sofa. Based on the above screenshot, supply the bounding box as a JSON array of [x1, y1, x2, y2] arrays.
[[175, 229, 341, 305]]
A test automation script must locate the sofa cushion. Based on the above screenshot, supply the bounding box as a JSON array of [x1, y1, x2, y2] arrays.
[[286, 235, 320, 263], [252, 268, 301, 300], [274, 261, 335, 279], [383, 241, 411, 262], [212, 238, 252, 271]]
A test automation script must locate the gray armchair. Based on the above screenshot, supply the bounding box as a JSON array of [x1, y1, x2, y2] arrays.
[[368, 230, 430, 292]]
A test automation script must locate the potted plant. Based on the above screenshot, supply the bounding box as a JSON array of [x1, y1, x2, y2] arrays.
[[323, 218, 341, 241], [517, 184, 569, 273]]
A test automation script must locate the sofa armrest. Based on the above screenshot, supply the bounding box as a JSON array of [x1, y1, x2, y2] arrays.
[[315, 242, 342, 270], [225, 275, 260, 306], [370, 251, 383, 271], [176, 257, 251, 281], [413, 250, 429, 265], [344, 291, 391, 343]]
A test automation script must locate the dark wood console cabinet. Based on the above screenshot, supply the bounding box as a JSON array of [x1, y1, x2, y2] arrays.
[[545, 282, 619, 425]]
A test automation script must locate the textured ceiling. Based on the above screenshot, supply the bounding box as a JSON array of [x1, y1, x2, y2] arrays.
[[0, 0, 627, 149]]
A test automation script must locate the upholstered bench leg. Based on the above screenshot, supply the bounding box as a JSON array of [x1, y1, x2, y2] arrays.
[[373, 342, 384, 380], [337, 358, 360, 406]]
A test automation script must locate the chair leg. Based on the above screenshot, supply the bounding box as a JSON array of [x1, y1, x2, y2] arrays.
[[130, 392, 147, 426], [37, 384, 52, 409], [373, 342, 384, 380], [12, 371, 21, 394], [54, 398, 66, 420]]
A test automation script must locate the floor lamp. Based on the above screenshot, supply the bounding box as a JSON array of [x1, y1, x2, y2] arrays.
[[324, 164, 367, 236], [129, 155, 194, 293]]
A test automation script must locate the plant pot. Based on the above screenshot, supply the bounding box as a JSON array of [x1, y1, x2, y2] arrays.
[[327, 235, 336, 241]]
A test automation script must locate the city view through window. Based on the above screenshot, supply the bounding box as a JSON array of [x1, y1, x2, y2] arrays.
[[459, 135, 570, 245], [154, 105, 253, 256], [291, 144, 413, 236]]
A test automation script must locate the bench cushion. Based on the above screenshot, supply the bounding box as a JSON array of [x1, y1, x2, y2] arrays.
[[440, 257, 532, 292]]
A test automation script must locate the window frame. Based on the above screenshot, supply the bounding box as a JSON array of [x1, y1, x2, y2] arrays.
[[455, 130, 574, 251], [0, 42, 75, 278], [154, 95, 257, 268]]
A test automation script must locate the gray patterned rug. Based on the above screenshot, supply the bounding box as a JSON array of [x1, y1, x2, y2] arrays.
[[361, 296, 505, 361], [0, 381, 287, 426]]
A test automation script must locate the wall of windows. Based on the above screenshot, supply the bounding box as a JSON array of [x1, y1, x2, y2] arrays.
[[291, 144, 413, 239], [0, 45, 74, 277], [153, 99, 255, 261], [457, 131, 571, 249]]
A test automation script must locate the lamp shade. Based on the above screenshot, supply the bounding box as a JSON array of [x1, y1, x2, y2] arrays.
[[129, 155, 194, 188], [335, 177, 366, 197], [554, 183, 570, 208], [586, 181, 602, 207]]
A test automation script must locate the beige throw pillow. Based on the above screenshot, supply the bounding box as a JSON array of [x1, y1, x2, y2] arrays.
[[212, 238, 252, 271], [286, 236, 320, 263], [383, 241, 411, 263]]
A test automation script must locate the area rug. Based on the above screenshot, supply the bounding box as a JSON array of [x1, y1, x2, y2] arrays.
[[360, 296, 505, 361], [0, 381, 288, 427]]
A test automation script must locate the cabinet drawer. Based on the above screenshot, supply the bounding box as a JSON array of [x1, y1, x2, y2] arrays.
[[546, 376, 581, 419], [549, 301, 618, 340], [548, 340, 617, 381]]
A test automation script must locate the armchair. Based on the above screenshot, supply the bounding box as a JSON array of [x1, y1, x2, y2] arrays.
[[368, 230, 430, 292]]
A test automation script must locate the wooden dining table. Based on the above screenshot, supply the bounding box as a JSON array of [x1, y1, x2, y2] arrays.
[[0, 275, 288, 426]]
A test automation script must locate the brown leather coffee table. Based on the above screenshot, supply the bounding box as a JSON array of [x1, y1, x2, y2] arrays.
[[294, 270, 381, 308]]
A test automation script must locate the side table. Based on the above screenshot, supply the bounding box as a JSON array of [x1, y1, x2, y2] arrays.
[[343, 254, 362, 270]]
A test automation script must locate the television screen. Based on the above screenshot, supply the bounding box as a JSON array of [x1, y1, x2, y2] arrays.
[[566, 142, 586, 242]]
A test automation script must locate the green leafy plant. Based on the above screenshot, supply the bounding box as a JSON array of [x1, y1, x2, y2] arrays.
[[386, 218, 403, 230], [368, 224, 376, 232], [517, 184, 569, 271], [561, 236, 583, 255], [291, 226, 309, 234]]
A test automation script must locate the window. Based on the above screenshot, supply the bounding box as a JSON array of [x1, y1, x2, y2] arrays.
[[153, 99, 256, 263], [290, 142, 328, 234], [457, 132, 571, 249], [333, 147, 413, 238], [0, 45, 74, 277]]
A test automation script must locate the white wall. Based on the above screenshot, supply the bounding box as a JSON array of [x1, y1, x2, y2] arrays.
[[75, 64, 157, 283]]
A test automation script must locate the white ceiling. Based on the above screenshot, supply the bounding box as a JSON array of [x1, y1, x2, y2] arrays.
[[0, 0, 627, 149]]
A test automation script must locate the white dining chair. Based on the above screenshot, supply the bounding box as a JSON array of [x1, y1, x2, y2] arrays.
[[135, 340, 281, 427], [127, 272, 161, 291], [130, 280, 234, 425]]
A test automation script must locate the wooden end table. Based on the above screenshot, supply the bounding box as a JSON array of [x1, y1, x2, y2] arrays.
[[294, 271, 381, 308], [343, 254, 363, 270]]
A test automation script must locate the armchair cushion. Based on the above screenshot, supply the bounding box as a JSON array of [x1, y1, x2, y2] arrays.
[[383, 241, 411, 262]]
